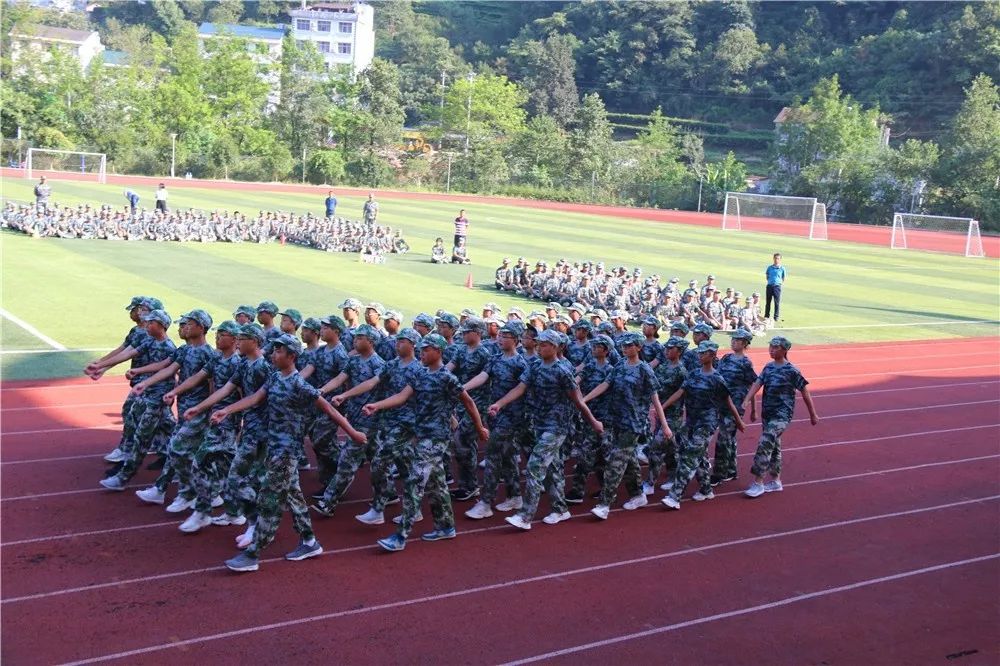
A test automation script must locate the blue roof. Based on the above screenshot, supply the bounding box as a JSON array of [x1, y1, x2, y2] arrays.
[[102, 49, 128, 66], [198, 22, 286, 41]]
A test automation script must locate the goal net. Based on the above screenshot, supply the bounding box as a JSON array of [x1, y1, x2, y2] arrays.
[[890, 213, 983, 257], [25, 148, 107, 184], [722, 192, 827, 240]]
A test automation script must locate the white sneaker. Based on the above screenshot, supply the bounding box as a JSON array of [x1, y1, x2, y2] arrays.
[[590, 504, 610, 520], [211, 496, 224, 508], [135, 487, 165, 505], [165, 495, 194, 513], [355, 508, 385, 525], [642, 482, 655, 496], [661, 496, 680, 510], [104, 448, 126, 463], [764, 479, 783, 493], [623, 495, 648, 510], [393, 511, 422, 525], [542, 511, 571, 525], [692, 490, 715, 502], [745, 482, 766, 498], [478, 458, 487, 469], [179, 511, 211, 533], [659, 481, 674, 492], [211, 513, 246, 526], [495, 496, 523, 512], [504, 514, 532, 530], [236, 524, 256, 549], [464, 501, 494, 520], [636, 448, 649, 465]]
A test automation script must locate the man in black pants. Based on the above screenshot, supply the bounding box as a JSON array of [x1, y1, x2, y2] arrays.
[[764, 253, 786, 321]]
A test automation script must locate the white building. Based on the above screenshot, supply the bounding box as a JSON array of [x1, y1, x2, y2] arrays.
[[288, 2, 374, 75], [9, 24, 104, 72]]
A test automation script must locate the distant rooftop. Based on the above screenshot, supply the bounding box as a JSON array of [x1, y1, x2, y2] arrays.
[[10, 24, 96, 43], [197, 22, 286, 41]]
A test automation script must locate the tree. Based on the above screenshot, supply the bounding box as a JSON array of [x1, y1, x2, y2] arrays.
[[704, 152, 749, 210], [272, 36, 333, 158], [628, 108, 695, 208], [507, 33, 579, 125], [356, 58, 405, 150], [567, 92, 614, 183], [442, 73, 527, 142], [509, 114, 570, 187], [206, 0, 244, 25]]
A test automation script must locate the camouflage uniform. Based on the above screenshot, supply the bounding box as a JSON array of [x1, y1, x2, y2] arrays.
[[449, 342, 492, 493], [394, 365, 463, 539], [246, 371, 321, 558], [222, 356, 270, 519], [191, 350, 242, 514], [648, 361, 687, 484], [598, 360, 659, 506], [666, 370, 732, 501], [751, 362, 808, 478], [368, 357, 420, 512], [569, 356, 614, 498], [479, 352, 529, 505], [715, 353, 757, 479], [116, 325, 150, 452], [307, 342, 350, 485]]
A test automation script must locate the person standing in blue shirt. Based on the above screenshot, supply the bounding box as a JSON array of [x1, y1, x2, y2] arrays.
[[765, 253, 786, 321], [324, 190, 337, 218]]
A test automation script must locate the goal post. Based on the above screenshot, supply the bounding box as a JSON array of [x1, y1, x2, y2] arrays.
[[891, 212, 983, 257], [722, 192, 827, 240], [25, 148, 107, 184]]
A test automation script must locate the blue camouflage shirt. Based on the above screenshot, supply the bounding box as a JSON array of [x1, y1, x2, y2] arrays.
[[565, 340, 591, 367], [641, 339, 663, 364], [521, 358, 577, 434], [172, 342, 215, 411], [124, 326, 149, 386], [608, 360, 660, 435], [654, 361, 688, 418], [235, 355, 271, 432], [261, 326, 282, 360], [407, 365, 465, 441], [579, 357, 614, 422], [450, 343, 492, 410], [264, 370, 320, 453], [758, 361, 808, 422], [717, 353, 758, 406], [486, 352, 528, 432], [296, 345, 318, 373], [681, 369, 732, 430], [375, 357, 419, 429], [682, 347, 718, 374], [376, 333, 398, 361], [133, 336, 177, 401], [310, 342, 350, 388], [344, 352, 385, 429]]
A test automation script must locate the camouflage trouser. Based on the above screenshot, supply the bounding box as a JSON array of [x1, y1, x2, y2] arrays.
[[115, 398, 177, 483], [154, 410, 208, 495], [520, 430, 568, 520], [647, 413, 683, 485], [222, 426, 267, 520], [750, 418, 788, 478], [191, 421, 238, 514], [396, 437, 454, 540], [569, 427, 609, 498], [452, 415, 482, 493], [117, 392, 138, 449], [319, 431, 375, 508], [245, 450, 314, 558], [667, 422, 717, 500], [714, 405, 746, 478], [598, 429, 644, 507], [480, 426, 524, 506], [369, 425, 414, 512], [308, 409, 340, 487]]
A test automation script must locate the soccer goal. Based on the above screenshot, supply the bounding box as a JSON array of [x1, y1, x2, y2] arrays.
[[722, 192, 828, 240], [890, 213, 984, 257], [25, 148, 107, 184]]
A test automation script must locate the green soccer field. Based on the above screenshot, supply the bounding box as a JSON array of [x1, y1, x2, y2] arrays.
[[2, 177, 998, 380]]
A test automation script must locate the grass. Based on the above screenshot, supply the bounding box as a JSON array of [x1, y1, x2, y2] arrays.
[[2, 177, 998, 380]]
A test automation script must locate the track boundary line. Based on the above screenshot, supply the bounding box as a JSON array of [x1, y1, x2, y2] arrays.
[[5, 458, 996, 603], [0, 347, 111, 356], [0, 307, 67, 350], [49, 495, 1000, 664], [774, 319, 999, 331], [500, 553, 1000, 665]]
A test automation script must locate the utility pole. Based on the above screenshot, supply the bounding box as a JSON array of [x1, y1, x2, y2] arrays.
[[445, 152, 454, 193], [464, 72, 475, 154], [439, 70, 447, 150], [302, 146, 307, 184], [170, 133, 177, 178]]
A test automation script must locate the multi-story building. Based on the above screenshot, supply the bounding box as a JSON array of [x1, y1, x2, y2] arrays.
[[197, 22, 286, 107], [9, 24, 104, 72], [287, 2, 374, 75]]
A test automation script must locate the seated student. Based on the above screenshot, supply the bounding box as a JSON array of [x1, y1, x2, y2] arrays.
[[451, 237, 471, 265], [431, 237, 447, 264]]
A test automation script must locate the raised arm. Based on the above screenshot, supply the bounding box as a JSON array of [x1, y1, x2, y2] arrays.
[[299, 364, 315, 381], [463, 370, 490, 393], [209, 386, 267, 424], [131, 361, 180, 396], [88, 346, 138, 374], [183, 380, 238, 420], [581, 381, 610, 404], [126, 357, 174, 382], [362, 385, 414, 416], [488, 382, 527, 416], [330, 374, 380, 406], [661, 387, 686, 411], [319, 371, 349, 396], [458, 390, 489, 442], [315, 397, 367, 443], [162, 367, 211, 404]]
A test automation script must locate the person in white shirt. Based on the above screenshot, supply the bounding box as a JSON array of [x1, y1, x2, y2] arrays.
[[155, 183, 169, 214]]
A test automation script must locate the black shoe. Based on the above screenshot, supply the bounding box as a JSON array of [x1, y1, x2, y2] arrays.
[[449, 487, 480, 502], [384, 494, 400, 506], [310, 491, 326, 501], [310, 501, 334, 517], [565, 493, 584, 505], [590, 491, 602, 500], [103, 463, 123, 478], [145, 455, 166, 471], [710, 474, 723, 487], [445, 474, 456, 486]]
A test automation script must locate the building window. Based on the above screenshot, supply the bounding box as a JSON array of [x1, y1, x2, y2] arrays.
[[296, 19, 311, 31], [317, 20, 331, 32], [338, 42, 352, 55], [317, 41, 330, 53], [339, 22, 353, 34], [296, 40, 306, 49]]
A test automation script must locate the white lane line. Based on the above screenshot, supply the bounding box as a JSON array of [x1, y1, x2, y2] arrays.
[[0, 380, 130, 392], [2, 453, 106, 465], [1, 401, 120, 413], [48, 495, 1000, 664], [775, 319, 999, 331], [815, 379, 1000, 399], [0, 347, 111, 356], [0, 307, 67, 350], [500, 553, 1000, 665], [2, 425, 121, 436], [5, 458, 996, 604]]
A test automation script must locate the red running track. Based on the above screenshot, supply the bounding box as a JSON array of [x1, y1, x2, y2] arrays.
[[6, 167, 998, 258], [1, 337, 999, 664]]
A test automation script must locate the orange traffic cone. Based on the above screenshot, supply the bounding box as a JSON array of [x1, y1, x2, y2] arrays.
[[464, 273, 474, 289]]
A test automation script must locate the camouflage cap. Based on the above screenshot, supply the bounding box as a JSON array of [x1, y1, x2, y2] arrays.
[[693, 323, 714, 337], [527, 310, 548, 321], [619, 332, 643, 347], [596, 322, 615, 336], [274, 308, 301, 327], [435, 313, 460, 329], [567, 302, 587, 315], [695, 340, 720, 354], [642, 315, 661, 329], [484, 314, 505, 326], [769, 336, 793, 350], [272, 333, 302, 355], [365, 302, 386, 317], [460, 308, 476, 318], [554, 314, 573, 326], [412, 313, 436, 328], [353, 324, 380, 341], [419, 333, 448, 351], [504, 320, 526, 337], [507, 306, 525, 319], [319, 314, 346, 333], [593, 308, 609, 320], [664, 335, 689, 350], [180, 309, 213, 330], [384, 310, 403, 323], [499, 323, 521, 338], [256, 301, 279, 315], [546, 302, 562, 312], [233, 304, 256, 319], [216, 320, 241, 336], [395, 327, 421, 345], [590, 334, 614, 350], [459, 316, 486, 335], [125, 296, 146, 311], [141, 297, 164, 311], [482, 302, 501, 313], [571, 319, 594, 332], [537, 329, 562, 346], [238, 323, 265, 342], [141, 309, 172, 328], [731, 328, 754, 342], [338, 297, 363, 311], [557, 332, 570, 346], [669, 321, 690, 336], [301, 317, 322, 332]]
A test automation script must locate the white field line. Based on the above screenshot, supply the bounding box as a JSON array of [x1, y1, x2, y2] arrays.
[[45, 493, 1000, 664], [3, 422, 996, 547], [0, 347, 110, 356], [4, 457, 997, 606], [500, 553, 1000, 665], [0, 379, 130, 392], [0, 307, 66, 350], [775, 319, 999, 331]]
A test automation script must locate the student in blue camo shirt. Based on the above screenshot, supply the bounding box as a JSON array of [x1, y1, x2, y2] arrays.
[[712, 328, 758, 486], [742, 336, 819, 498]]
